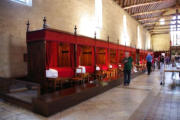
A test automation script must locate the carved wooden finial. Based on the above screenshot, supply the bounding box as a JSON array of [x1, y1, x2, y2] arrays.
[[43, 17, 47, 29], [26, 20, 30, 32], [94, 32, 96, 39], [74, 25, 77, 35], [107, 36, 110, 42]]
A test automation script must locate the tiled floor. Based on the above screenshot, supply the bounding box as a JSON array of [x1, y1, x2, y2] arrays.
[[0, 70, 180, 120], [142, 72, 180, 120]]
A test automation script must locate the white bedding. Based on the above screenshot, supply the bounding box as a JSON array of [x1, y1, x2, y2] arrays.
[[46, 69, 58, 78]]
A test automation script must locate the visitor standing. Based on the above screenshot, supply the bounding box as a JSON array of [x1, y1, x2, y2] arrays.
[[146, 53, 152, 75], [123, 52, 133, 86]]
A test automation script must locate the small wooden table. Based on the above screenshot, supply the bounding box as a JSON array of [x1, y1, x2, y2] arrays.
[[47, 77, 70, 91], [95, 71, 104, 81], [161, 68, 180, 85], [72, 73, 90, 85]]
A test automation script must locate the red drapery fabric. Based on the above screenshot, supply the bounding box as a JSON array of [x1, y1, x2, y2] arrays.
[[46, 41, 75, 77], [76, 45, 95, 73], [70, 44, 75, 70], [46, 41, 58, 68], [77, 45, 81, 67], [96, 48, 108, 70], [113, 49, 118, 68], [109, 49, 118, 69], [86, 47, 95, 73]]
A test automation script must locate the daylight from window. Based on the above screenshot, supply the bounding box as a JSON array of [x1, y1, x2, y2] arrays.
[[11, 0, 32, 6], [171, 15, 180, 46]]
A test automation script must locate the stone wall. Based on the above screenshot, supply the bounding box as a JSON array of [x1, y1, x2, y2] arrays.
[[0, 0, 151, 78], [152, 34, 170, 51]]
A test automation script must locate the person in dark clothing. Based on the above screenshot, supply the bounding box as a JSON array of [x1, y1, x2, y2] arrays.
[[146, 53, 152, 75], [123, 52, 133, 86], [160, 55, 164, 63]]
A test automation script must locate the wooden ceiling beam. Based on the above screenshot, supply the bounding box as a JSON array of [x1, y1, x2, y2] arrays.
[[150, 29, 180, 32], [151, 32, 170, 35], [131, 8, 170, 16], [147, 26, 177, 30], [151, 31, 170, 33], [131, 6, 179, 16], [146, 23, 180, 28], [151, 32, 170, 34], [144, 21, 180, 26], [142, 19, 180, 25], [148, 27, 180, 30], [144, 9, 180, 26], [147, 27, 172, 30], [123, 0, 171, 10], [138, 13, 180, 22]]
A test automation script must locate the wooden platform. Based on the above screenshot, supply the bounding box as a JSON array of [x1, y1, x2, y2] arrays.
[[0, 72, 143, 117]]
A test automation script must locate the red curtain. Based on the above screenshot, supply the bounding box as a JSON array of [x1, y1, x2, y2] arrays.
[[76, 46, 95, 73], [46, 41, 58, 68], [46, 42, 75, 77], [115, 49, 118, 67], [70, 44, 75, 70], [106, 49, 108, 66], [91, 47, 95, 67], [89, 47, 95, 73], [96, 48, 108, 70], [77, 46, 81, 66]]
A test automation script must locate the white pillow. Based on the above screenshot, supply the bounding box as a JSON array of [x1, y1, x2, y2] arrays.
[[80, 66, 86, 73], [76, 68, 82, 73], [109, 65, 112, 69], [76, 66, 86, 73], [96, 66, 100, 71], [46, 69, 58, 78]]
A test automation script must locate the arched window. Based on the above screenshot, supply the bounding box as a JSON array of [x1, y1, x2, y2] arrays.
[[137, 25, 142, 49], [95, 0, 102, 29], [11, 0, 32, 6], [170, 16, 180, 46], [122, 15, 130, 46]]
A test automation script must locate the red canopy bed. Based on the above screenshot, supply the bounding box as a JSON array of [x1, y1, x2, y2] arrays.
[[26, 29, 77, 92], [27, 27, 152, 92]]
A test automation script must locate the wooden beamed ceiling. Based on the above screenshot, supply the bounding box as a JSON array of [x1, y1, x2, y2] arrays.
[[113, 0, 179, 35]]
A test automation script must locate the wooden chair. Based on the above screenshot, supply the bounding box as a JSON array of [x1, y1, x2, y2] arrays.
[[47, 77, 71, 91], [72, 73, 84, 85], [72, 66, 91, 85], [110, 69, 117, 78], [95, 71, 103, 81]]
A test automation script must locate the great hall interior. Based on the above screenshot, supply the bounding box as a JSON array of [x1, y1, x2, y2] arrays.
[[0, 0, 180, 120]]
